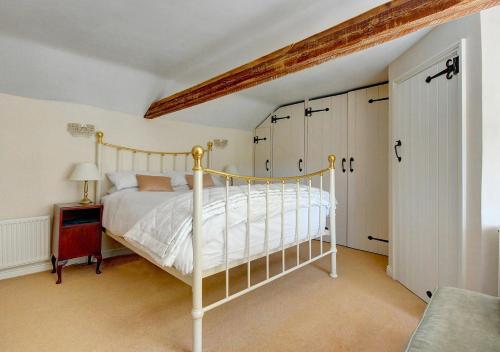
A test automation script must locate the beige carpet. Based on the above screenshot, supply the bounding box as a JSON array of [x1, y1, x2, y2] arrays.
[[0, 245, 425, 352]]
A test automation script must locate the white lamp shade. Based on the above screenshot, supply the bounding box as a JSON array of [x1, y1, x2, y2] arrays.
[[69, 162, 101, 181], [223, 164, 239, 174]]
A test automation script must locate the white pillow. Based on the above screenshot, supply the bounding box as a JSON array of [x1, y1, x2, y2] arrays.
[[212, 175, 225, 187], [162, 170, 192, 187], [106, 171, 138, 190], [172, 184, 190, 192]]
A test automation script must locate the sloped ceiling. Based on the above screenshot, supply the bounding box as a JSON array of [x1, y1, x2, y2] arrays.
[[0, 0, 429, 130]]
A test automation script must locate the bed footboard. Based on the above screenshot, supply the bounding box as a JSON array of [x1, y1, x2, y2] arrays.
[[190, 146, 336, 352]]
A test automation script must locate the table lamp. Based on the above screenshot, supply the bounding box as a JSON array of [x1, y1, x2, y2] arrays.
[[69, 162, 101, 204]]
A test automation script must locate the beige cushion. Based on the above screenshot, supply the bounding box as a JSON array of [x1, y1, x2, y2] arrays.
[[136, 175, 174, 192], [185, 174, 215, 189]]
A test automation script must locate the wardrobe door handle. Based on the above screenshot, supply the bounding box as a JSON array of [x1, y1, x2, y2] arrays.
[[341, 158, 346, 173], [298, 158, 303, 172], [349, 157, 354, 172], [265, 159, 270, 171], [394, 140, 402, 162]]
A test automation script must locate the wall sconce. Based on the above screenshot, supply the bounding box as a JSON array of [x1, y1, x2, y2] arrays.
[[213, 139, 228, 149], [67, 123, 96, 138]]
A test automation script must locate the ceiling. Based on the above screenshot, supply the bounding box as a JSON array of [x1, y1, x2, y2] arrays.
[[0, 0, 431, 130]]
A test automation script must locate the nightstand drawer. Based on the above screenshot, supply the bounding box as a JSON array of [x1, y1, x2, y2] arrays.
[[59, 223, 101, 259]]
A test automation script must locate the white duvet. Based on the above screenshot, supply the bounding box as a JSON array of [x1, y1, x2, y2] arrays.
[[103, 184, 330, 274]]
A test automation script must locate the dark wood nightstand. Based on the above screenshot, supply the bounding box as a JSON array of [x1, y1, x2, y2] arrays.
[[51, 203, 103, 284]]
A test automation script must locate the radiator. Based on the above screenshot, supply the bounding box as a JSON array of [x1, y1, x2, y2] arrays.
[[0, 216, 51, 270]]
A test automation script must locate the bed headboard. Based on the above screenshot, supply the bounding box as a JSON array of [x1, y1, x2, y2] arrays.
[[94, 131, 213, 202]]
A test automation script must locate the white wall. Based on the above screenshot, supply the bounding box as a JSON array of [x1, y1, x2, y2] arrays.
[[389, 13, 486, 293], [389, 11, 500, 295], [480, 6, 500, 295], [0, 93, 253, 251]]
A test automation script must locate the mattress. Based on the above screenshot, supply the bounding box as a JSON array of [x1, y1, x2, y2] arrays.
[[102, 184, 330, 275]]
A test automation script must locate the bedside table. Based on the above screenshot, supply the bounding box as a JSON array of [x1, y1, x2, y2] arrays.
[[51, 203, 103, 284]]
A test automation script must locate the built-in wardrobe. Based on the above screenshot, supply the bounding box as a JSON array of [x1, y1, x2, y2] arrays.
[[254, 84, 389, 255]]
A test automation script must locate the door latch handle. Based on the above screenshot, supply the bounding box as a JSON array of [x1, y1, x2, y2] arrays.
[[394, 140, 402, 162], [349, 157, 354, 172], [298, 158, 303, 172], [341, 158, 346, 173], [265, 159, 270, 171]]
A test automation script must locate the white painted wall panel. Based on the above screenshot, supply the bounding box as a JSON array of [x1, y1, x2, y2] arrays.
[[480, 6, 500, 296], [347, 85, 389, 255], [393, 51, 461, 301], [254, 126, 272, 177], [306, 95, 348, 246], [272, 103, 305, 177]]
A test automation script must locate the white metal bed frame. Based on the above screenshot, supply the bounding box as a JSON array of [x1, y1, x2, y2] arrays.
[[95, 131, 337, 352]]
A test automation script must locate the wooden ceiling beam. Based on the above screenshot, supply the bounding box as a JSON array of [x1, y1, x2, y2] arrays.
[[145, 0, 499, 119]]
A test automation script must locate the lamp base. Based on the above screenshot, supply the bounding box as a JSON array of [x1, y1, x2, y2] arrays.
[[79, 197, 92, 205], [79, 180, 93, 205]]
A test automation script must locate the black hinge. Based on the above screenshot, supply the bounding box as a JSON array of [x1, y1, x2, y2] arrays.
[[426, 56, 459, 83], [253, 136, 267, 144], [305, 107, 329, 117], [271, 115, 290, 124], [368, 235, 389, 243], [368, 97, 389, 103]]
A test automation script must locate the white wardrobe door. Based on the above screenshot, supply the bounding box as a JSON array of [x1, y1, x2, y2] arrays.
[[347, 85, 389, 255], [394, 55, 460, 302], [272, 102, 305, 177], [254, 126, 271, 177], [306, 95, 348, 246]]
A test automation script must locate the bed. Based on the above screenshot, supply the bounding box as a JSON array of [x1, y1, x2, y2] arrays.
[[95, 131, 337, 352]]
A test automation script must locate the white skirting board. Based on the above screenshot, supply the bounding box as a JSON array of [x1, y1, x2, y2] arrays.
[[0, 246, 132, 280], [386, 265, 393, 278], [0, 261, 54, 281]]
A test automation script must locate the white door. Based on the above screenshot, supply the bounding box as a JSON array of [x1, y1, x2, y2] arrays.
[[347, 85, 389, 255], [306, 95, 348, 245], [393, 53, 461, 302], [254, 126, 271, 177], [272, 102, 305, 177]]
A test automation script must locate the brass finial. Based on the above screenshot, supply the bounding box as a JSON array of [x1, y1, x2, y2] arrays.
[[207, 141, 214, 151], [192, 145, 204, 171], [96, 131, 104, 144], [328, 154, 336, 169]]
